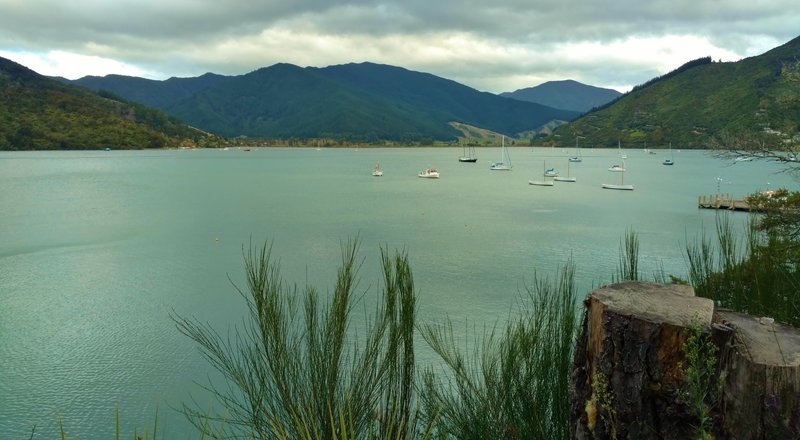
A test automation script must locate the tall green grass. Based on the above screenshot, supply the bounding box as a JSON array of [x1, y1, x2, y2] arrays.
[[173, 239, 426, 439], [418, 261, 579, 439]]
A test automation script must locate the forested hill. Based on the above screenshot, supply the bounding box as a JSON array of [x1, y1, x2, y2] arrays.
[[68, 62, 580, 142], [0, 57, 223, 150], [546, 35, 800, 149], [499, 80, 622, 113]]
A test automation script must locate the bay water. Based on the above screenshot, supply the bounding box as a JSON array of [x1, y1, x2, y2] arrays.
[[1, 147, 795, 438]]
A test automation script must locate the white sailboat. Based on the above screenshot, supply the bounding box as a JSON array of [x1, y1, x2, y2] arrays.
[[608, 163, 626, 172], [490, 136, 512, 171], [554, 158, 577, 182], [529, 161, 554, 186], [602, 159, 633, 190], [372, 163, 383, 176], [662, 143, 674, 165], [569, 136, 583, 163]]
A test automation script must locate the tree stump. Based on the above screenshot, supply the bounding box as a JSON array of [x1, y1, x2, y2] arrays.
[[715, 310, 800, 438], [571, 281, 800, 439], [570, 281, 714, 439]]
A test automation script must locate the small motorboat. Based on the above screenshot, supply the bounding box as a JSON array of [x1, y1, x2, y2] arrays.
[[418, 167, 440, 178]]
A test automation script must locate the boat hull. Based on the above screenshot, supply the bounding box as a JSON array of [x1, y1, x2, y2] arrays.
[[529, 180, 554, 186], [602, 183, 634, 191], [554, 177, 577, 182], [458, 157, 478, 163]]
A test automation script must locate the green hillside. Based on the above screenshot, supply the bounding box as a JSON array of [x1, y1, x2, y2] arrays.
[[167, 63, 460, 141], [500, 79, 622, 113], [72, 72, 229, 109], [546, 35, 800, 149], [0, 57, 224, 150], [313, 62, 577, 136]]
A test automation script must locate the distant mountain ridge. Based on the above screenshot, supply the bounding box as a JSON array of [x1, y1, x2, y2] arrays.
[[548, 35, 800, 149], [67, 63, 580, 141], [0, 57, 222, 150], [73, 72, 229, 109], [500, 80, 622, 113]]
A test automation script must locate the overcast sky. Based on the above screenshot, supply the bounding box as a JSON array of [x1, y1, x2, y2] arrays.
[[0, 0, 798, 93]]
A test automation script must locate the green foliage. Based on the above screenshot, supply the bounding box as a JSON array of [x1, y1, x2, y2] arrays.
[[680, 323, 720, 440], [587, 372, 617, 438], [0, 57, 227, 150], [687, 212, 800, 327], [748, 188, 800, 244], [418, 260, 579, 439], [546, 36, 800, 149]]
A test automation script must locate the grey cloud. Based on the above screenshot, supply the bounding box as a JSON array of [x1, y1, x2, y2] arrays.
[[0, 0, 797, 91]]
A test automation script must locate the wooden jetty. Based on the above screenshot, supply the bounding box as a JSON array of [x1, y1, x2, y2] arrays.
[[697, 193, 754, 212]]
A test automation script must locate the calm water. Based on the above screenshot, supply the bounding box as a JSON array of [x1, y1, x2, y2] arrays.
[[1, 147, 795, 438]]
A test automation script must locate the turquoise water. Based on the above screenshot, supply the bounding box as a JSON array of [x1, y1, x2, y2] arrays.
[[0, 147, 795, 438]]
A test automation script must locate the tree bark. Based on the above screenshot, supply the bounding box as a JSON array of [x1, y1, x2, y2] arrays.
[[571, 281, 800, 439]]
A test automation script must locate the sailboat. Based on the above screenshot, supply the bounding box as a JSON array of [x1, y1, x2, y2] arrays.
[[569, 136, 583, 163], [489, 136, 512, 170], [372, 163, 383, 176], [662, 143, 674, 165], [458, 144, 477, 163], [554, 158, 577, 182], [602, 159, 633, 190], [529, 161, 554, 186], [618, 140, 627, 159]]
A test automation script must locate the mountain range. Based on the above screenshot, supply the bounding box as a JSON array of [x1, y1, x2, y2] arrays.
[[68, 62, 580, 142], [500, 80, 622, 113], [549, 35, 800, 149], [3, 33, 798, 150]]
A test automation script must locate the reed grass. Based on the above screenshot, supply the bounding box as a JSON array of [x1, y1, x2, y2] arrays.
[[615, 227, 639, 282], [173, 238, 425, 439], [418, 260, 579, 439]]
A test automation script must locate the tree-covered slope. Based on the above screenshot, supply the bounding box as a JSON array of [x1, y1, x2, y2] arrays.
[[547, 35, 800, 149], [0, 57, 221, 150], [70, 72, 229, 109], [499, 79, 622, 113], [314, 62, 578, 136], [166, 63, 461, 141]]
